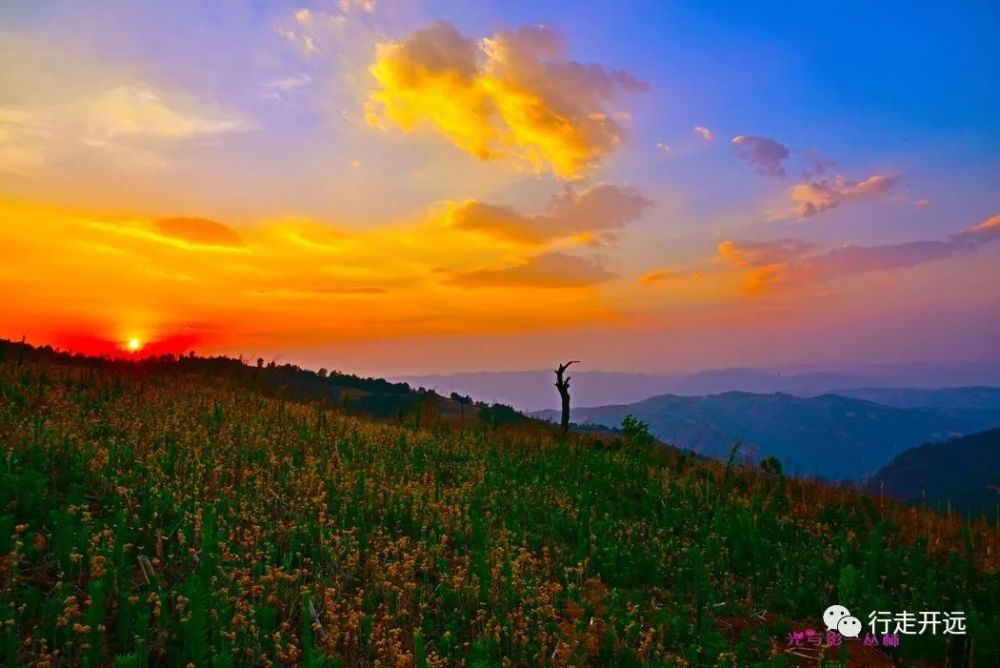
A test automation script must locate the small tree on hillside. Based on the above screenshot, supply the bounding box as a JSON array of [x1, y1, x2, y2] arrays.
[[621, 414, 654, 446], [760, 456, 783, 477]]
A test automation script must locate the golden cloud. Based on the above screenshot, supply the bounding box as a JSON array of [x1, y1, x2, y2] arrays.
[[953, 213, 1000, 243], [366, 22, 647, 178], [638, 268, 672, 285], [636, 268, 707, 286]]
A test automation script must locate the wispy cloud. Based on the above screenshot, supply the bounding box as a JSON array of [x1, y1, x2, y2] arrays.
[[153, 217, 245, 247], [716, 239, 814, 268], [264, 73, 311, 92], [800, 149, 835, 180], [83, 84, 255, 142], [278, 2, 378, 57], [791, 173, 898, 218], [445, 251, 615, 288], [952, 213, 1000, 243], [0, 108, 51, 173], [640, 213, 1000, 296], [693, 125, 713, 141], [722, 133, 896, 220], [0, 83, 254, 174], [637, 268, 705, 285], [446, 184, 651, 244]]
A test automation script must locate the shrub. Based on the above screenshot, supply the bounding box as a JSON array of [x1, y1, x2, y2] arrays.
[[621, 414, 654, 446]]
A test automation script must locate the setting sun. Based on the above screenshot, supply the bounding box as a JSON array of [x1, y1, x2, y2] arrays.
[[126, 338, 142, 352]]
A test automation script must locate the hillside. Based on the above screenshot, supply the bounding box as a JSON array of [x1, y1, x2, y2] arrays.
[[1, 349, 998, 665], [867, 429, 1000, 517], [533, 392, 998, 481], [0, 339, 525, 427]]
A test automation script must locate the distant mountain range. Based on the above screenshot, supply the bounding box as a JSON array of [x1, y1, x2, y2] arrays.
[[397, 370, 684, 412], [867, 429, 1000, 517], [833, 386, 1000, 414], [398, 362, 1000, 412], [531, 391, 1000, 482]]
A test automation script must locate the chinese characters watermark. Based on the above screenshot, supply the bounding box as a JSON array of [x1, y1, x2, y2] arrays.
[[786, 604, 967, 650]]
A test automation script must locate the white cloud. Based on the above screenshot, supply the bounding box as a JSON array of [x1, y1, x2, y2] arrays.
[[83, 84, 255, 143]]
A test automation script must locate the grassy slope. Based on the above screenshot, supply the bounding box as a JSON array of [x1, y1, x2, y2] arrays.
[[1, 353, 998, 666]]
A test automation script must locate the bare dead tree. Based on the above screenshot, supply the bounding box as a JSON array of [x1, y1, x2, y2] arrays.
[[554, 360, 579, 437]]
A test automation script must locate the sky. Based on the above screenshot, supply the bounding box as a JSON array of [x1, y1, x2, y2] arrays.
[[1, 0, 999, 375]]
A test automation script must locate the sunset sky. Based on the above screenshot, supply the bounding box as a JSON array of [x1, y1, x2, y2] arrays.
[[2, 1, 998, 375]]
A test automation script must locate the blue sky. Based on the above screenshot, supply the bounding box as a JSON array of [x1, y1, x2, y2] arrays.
[[1, 1, 998, 373]]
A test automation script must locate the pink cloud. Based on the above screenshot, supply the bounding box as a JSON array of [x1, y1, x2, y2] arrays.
[[792, 173, 898, 218]]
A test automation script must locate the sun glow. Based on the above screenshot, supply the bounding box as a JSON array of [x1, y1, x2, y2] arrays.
[[126, 338, 142, 352]]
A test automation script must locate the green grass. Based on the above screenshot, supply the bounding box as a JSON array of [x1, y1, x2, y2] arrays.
[[1, 353, 997, 665]]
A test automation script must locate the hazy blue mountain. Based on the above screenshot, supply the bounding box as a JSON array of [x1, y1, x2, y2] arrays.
[[813, 361, 1000, 389], [395, 370, 683, 412], [399, 362, 1000, 412], [832, 386, 1000, 412], [866, 429, 1000, 517], [674, 368, 871, 395], [532, 392, 999, 482]]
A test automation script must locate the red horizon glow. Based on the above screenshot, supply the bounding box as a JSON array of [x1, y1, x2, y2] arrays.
[[48, 332, 202, 360]]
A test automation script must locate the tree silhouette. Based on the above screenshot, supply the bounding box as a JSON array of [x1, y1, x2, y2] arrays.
[[554, 360, 579, 436]]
